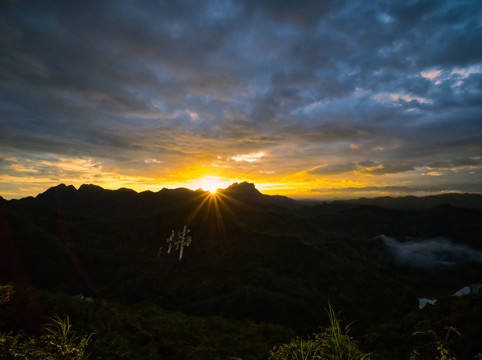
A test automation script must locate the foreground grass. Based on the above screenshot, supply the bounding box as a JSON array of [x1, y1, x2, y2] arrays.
[[269, 305, 370, 360]]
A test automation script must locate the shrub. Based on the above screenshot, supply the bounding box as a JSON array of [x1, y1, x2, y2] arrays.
[[411, 327, 460, 360], [269, 305, 370, 360], [0, 314, 93, 360]]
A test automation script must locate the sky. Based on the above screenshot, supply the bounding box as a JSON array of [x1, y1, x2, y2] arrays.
[[1, 0, 481, 200]]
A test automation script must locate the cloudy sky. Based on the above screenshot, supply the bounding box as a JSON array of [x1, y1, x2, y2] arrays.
[[1, 0, 481, 199]]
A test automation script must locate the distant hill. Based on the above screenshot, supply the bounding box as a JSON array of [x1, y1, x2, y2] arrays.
[[332, 193, 482, 210]]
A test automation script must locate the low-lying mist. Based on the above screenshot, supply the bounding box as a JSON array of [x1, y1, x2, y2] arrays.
[[380, 234, 482, 268]]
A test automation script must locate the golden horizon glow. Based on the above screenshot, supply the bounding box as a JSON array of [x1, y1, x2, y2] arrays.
[[189, 176, 228, 194], [1, 155, 471, 201]]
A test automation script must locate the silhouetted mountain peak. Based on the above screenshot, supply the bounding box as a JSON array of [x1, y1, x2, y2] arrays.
[[221, 182, 263, 200], [53, 183, 76, 191], [225, 181, 260, 193], [116, 187, 137, 194], [36, 184, 76, 198], [78, 184, 105, 192], [219, 182, 296, 207]]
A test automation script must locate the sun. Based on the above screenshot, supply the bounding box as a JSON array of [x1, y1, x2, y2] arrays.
[[195, 176, 225, 195], [207, 186, 218, 195]]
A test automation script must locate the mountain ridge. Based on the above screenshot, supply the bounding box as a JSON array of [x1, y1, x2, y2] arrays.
[[24, 182, 482, 211]]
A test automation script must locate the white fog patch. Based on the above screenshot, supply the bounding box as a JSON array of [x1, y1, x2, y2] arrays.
[[380, 235, 482, 268], [453, 284, 482, 296], [418, 298, 437, 309]]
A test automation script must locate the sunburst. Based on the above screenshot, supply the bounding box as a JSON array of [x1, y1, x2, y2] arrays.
[[194, 176, 227, 195], [181, 176, 262, 246], [207, 186, 218, 195]]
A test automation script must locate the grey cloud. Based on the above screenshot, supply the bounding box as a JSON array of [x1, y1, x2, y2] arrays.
[[352, 159, 417, 176], [244, 0, 340, 26], [452, 157, 482, 167], [309, 162, 357, 175], [311, 186, 426, 194], [362, 163, 415, 175], [358, 160, 377, 167], [286, 123, 371, 144], [429, 157, 482, 169], [309, 183, 482, 195], [427, 161, 452, 169]]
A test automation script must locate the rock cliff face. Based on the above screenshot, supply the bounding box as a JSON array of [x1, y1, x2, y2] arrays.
[[221, 182, 264, 201], [220, 182, 295, 206]]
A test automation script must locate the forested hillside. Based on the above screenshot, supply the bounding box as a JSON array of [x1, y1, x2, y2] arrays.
[[1, 183, 481, 359]]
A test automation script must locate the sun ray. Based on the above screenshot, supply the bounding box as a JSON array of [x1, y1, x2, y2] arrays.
[[210, 194, 228, 245], [184, 192, 212, 225], [179, 180, 269, 248]]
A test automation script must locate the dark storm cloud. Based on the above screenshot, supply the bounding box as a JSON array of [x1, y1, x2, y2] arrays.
[[245, 0, 340, 26], [1, 0, 481, 197]]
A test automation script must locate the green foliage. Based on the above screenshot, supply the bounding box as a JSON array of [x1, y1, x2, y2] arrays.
[[268, 337, 323, 360], [269, 305, 370, 360], [43, 314, 94, 359], [0, 285, 14, 305], [0, 314, 93, 360], [411, 326, 461, 360], [28, 290, 294, 360]]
